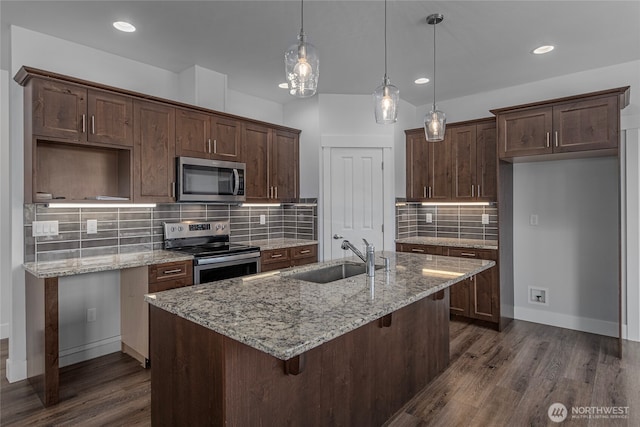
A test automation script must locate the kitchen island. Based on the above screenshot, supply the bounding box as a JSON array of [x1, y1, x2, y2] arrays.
[[145, 251, 494, 426]]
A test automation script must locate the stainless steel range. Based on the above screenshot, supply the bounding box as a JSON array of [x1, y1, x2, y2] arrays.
[[164, 221, 261, 284]]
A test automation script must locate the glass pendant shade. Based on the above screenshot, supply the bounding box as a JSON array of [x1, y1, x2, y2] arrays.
[[424, 105, 446, 141], [374, 78, 399, 124], [285, 32, 319, 98]]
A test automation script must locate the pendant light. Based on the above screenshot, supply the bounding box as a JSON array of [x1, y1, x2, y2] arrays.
[[373, 0, 399, 124], [424, 13, 446, 142], [285, 0, 319, 98]]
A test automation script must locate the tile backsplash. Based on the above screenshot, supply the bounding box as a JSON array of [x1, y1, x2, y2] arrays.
[[396, 201, 498, 241], [25, 200, 318, 263]]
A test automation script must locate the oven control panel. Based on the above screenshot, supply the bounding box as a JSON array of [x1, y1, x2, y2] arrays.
[[164, 221, 229, 240]]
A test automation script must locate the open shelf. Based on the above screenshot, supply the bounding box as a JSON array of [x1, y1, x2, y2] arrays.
[[33, 140, 132, 203]]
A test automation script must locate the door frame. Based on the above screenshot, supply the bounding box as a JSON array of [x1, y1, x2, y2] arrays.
[[320, 135, 395, 262]]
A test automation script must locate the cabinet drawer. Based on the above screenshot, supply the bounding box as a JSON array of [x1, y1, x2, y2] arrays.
[[398, 243, 444, 256], [149, 260, 193, 284], [261, 248, 290, 265], [149, 278, 191, 294], [291, 244, 317, 260], [448, 247, 497, 261]]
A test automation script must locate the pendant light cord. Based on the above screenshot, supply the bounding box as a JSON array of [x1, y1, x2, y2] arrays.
[[432, 16, 436, 108], [384, 0, 388, 79], [301, 0, 304, 33]]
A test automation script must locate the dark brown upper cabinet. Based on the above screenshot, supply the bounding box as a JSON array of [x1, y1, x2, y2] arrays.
[[450, 119, 497, 202], [405, 129, 450, 201], [31, 78, 133, 147], [133, 100, 176, 203], [175, 108, 241, 161], [494, 87, 630, 161], [242, 124, 300, 203]]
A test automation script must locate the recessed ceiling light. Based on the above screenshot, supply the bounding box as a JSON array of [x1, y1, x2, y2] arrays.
[[532, 45, 554, 55], [278, 82, 289, 89], [414, 77, 430, 85], [113, 21, 136, 33]]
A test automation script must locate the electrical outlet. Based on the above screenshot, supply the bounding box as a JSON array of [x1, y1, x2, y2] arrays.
[[528, 287, 548, 305], [87, 308, 97, 322], [481, 214, 489, 225], [87, 219, 98, 234], [529, 214, 539, 226], [425, 213, 433, 224], [32, 220, 59, 237], [259, 214, 266, 225]]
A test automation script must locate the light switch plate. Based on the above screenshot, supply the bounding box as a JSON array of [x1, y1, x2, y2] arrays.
[[481, 214, 489, 225], [530, 214, 539, 226], [32, 220, 59, 237], [87, 219, 98, 234], [259, 214, 266, 225], [425, 213, 433, 224]]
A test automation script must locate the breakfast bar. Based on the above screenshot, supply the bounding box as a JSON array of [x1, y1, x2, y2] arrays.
[[146, 251, 494, 425]]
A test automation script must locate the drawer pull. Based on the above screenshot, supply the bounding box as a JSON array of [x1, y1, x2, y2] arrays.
[[460, 252, 476, 257], [162, 269, 183, 275], [411, 248, 425, 253], [271, 254, 284, 258], [299, 250, 311, 254]]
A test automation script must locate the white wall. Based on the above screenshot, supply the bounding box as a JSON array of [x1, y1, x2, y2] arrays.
[[283, 96, 320, 198], [1, 69, 10, 340], [413, 60, 640, 339], [513, 157, 619, 335], [227, 88, 284, 125]]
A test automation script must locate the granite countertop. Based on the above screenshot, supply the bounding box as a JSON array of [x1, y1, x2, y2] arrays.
[[145, 251, 494, 361], [396, 236, 498, 250], [241, 238, 318, 251], [23, 250, 194, 278]]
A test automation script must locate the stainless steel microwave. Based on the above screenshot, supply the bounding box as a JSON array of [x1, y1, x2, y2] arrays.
[[176, 157, 246, 203]]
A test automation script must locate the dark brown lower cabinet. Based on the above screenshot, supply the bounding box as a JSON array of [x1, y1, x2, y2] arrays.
[[261, 244, 318, 272], [397, 243, 500, 327]]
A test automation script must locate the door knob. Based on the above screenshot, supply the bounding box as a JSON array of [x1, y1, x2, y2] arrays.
[[333, 234, 343, 239]]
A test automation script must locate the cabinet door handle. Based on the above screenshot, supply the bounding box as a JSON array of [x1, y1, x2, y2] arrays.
[[91, 115, 95, 134], [478, 185, 481, 197], [275, 186, 278, 199], [429, 186, 432, 198], [269, 186, 273, 199], [554, 131, 559, 147], [472, 184, 475, 198], [81, 114, 86, 133], [163, 269, 183, 275], [171, 182, 175, 198], [460, 252, 476, 257], [423, 186, 426, 198], [207, 139, 212, 153], [411, 248, 425, 253], [299, 250, 311, 254], [213, 139, 217, 153], [546, 132, 550, 148], [270, 253, 283, 258]]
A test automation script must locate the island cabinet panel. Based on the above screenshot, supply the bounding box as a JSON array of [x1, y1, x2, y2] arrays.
[[149, 289, 449, 426], [133, 100, 176, 203], [261, 244, 318, 272]]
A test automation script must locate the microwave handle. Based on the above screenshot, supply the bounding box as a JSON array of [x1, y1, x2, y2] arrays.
[[233, 169, 240, 195]]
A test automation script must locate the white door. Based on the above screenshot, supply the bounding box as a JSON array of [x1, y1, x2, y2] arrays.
[[329, 148, 384, 260]]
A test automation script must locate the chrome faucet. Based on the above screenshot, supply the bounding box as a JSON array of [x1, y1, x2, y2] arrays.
[[341, 239, 376, 277]]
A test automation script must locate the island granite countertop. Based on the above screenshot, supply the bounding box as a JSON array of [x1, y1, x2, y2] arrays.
[[23, 250, 194, 279], [145, 251, 494, 361], [396, 236, 498, 250]]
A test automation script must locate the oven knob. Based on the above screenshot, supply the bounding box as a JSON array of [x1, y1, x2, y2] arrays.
[[178, 226, 183, 232], [216, 224, 222, 230], [170, 226, 175, 232]]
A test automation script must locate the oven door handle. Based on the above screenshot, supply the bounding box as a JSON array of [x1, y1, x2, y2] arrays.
[[232, 169, 240, 196], [195, 251, 260, 266]]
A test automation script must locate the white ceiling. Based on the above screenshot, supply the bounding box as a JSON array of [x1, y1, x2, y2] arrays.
[[2, 1, 639, 107]]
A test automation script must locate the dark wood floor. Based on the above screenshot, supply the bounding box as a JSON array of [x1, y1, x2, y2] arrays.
[[2, 320, 639, 426]]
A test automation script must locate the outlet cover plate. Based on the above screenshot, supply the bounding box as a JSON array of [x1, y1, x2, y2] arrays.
[[481, 214, 489, 225]]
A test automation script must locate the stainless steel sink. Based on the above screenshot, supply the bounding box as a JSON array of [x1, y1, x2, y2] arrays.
[[289, 262, 383, 284]]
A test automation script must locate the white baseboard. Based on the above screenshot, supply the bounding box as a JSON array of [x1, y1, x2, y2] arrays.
[[6, 357, 27, 383], [59, 336, 121, 368], [514, 306, 621, 338], [0, 322, 8, 340]]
